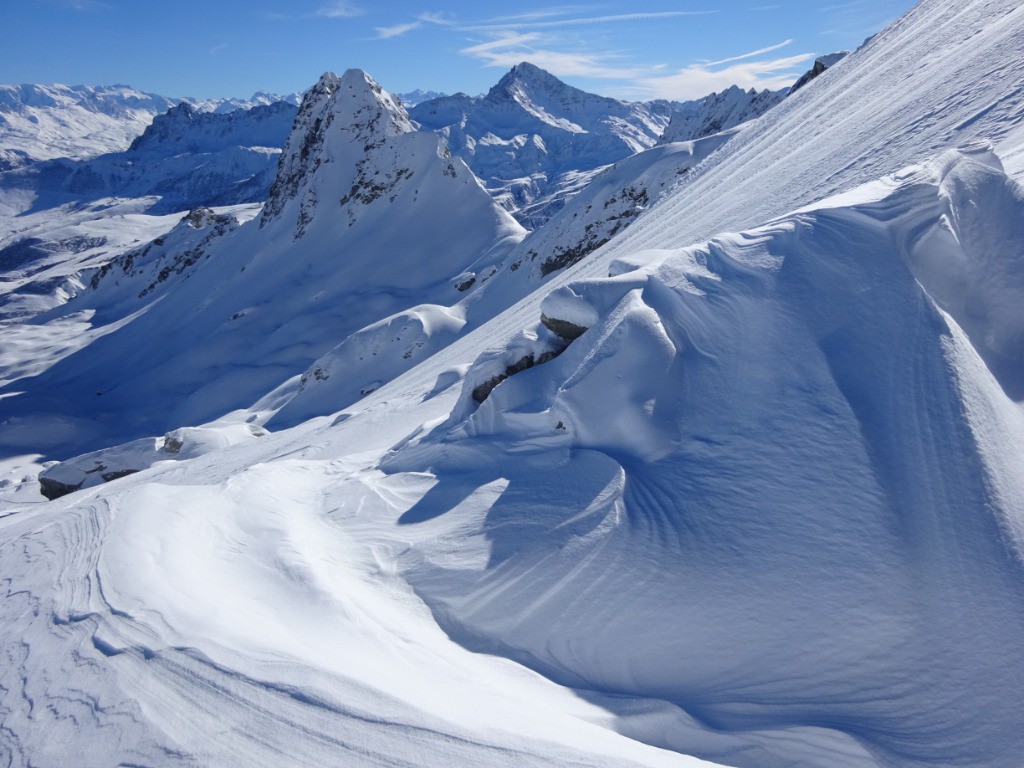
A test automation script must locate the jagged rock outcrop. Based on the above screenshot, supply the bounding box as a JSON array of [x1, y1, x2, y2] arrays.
[[261, 70, 416, 234], [660, 85, 786, 143], [128, 100, 296, 155], [790, 52, 849, 94]]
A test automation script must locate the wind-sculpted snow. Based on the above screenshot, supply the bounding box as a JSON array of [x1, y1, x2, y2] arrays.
[[3, 1, 1024, 765], [382, 147, 1024, 766], [0, 434, 720, 767]]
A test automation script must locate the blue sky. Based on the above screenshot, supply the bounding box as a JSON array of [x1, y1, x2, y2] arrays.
[[2, 0, 916, 100]]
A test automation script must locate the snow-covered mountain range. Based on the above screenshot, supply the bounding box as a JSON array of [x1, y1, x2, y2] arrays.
[[3, 100, 296, 215], [409, 62, 678, 224], [4, 2, 1024, 765], [0, 82, 300, 171]]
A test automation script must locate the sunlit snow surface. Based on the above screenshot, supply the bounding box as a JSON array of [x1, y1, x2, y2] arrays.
[[3, 1, 1024, 766]]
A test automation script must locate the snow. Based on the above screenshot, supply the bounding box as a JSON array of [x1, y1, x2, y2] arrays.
[[3, 0, 1024, 765]]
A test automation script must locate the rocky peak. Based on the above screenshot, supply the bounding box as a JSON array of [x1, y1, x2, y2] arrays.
[[487, 62, 594, 106], [260, 69, 418, 231], [335, 68, 416, 145]]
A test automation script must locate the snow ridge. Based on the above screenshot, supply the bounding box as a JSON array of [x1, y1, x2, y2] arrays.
[[659, 85, 786, 143]]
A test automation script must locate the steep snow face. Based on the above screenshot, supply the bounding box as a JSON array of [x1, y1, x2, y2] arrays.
[[510, 130, 740, 280], [0, 69, 524, 456], [410, 63, 676, 225], [0, 83, 179, 170], [385, 147, 1024, 767], [659, 86, 785, 143]]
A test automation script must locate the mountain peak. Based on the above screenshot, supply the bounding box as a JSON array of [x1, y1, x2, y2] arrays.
[[260, 68, 415, 231], [489, 62, 573, 99], [313, 70, 342, 92]]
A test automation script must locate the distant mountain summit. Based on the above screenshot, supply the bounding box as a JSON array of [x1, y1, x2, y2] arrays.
[[410, 62, 676, 226], [0, 69, 523, 449], [0, 99, 297, 217], [397, 89, 447, 107]]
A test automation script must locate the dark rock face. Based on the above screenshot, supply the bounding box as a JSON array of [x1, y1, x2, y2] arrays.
[[790, 53, 849, 94], [471, 348, 566, 404], [541, 313, 588, 341], [89, 207, 238, 297], [39, 476, 82, 501], [540, 185, 650, 276], [260, 70, 417, 238]]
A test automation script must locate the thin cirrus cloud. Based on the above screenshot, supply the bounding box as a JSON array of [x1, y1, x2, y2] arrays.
[[460, 33, 651, 80], [373, 11, 449, 39], [316, 1, 361, 19], [635, 48, 815, 100], [368, 8, 812, 100], [461, 10, 719, 32], [375, 21, 422, 39]]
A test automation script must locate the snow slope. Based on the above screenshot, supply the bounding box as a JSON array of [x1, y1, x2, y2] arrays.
[[267, 128, 738, 428], [385, 145, 1024, 767], [3, 0, 1024, 766]]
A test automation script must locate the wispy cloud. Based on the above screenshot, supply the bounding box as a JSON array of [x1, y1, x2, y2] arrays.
[[370, 11, 450, 39], [316, 1, 361, 19], [375, 21, 421, 39], [209, 43, 229, 55], [461, 32, 650, 80], [462, 10, 718, 32], [704, 39, 794, 67], [635, 50, 814, 100], [64, 0, 110, 10]]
